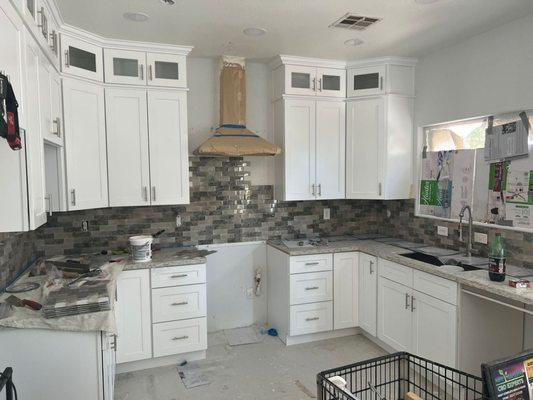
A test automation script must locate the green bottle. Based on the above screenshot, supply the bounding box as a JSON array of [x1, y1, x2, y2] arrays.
[[488, 233, 506, 282]]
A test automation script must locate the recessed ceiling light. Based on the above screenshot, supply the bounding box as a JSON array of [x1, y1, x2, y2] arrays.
[[415, 0, 441, 4], [243, 27, 267, 37], [123, 12, 149, 22], [344, 38, 364, 46]]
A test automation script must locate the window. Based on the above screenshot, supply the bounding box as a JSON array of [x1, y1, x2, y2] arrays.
[[424, 118, 487, 152]]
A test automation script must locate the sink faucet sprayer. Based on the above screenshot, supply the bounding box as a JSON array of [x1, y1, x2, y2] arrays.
[[458, 205, 473, 257]]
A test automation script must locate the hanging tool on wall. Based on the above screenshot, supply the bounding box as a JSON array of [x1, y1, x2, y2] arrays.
[[0, 73, 21, 150]]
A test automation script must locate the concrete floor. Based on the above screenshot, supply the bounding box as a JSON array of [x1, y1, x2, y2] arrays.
[[114, 333, 386, 400]]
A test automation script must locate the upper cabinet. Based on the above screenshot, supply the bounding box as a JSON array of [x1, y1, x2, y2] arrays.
[[272, 56, 346, 99], [104, 49, 187, 88], [104, 48, 146, 85], [61, 34, 103, 81], [347, 57, 415, 98]]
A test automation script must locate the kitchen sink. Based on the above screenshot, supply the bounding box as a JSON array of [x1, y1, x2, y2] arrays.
[[400, 252, 482, 271]]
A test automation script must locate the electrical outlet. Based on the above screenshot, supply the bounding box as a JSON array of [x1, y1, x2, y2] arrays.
[[81, 220, 89, 232], [437, 226, 448, 236], [323, 208, 331, 220], [175, 215, 182, 227], [474, 232, 488, 244]]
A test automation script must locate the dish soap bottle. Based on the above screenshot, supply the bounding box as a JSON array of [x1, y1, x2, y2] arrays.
[[488, 233, 506, 282]]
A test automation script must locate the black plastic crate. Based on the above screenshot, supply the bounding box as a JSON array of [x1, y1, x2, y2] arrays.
[[317, 352, 484, 400]]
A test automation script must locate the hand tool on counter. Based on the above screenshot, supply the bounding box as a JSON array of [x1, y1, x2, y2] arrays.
[[5, 295, 42, 310], [67, 268, 102, 287]]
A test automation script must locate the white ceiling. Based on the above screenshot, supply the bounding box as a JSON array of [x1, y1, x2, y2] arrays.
[[55, 0, 533, 60]]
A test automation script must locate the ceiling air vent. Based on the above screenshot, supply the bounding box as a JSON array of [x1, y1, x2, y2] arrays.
[[330, 13, 382, 31]]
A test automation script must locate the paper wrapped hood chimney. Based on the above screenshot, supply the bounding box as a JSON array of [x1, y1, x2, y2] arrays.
[[193, 56, 281, 157]]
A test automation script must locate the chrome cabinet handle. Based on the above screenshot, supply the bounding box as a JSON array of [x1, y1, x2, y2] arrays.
[[311, 184, 316, 197], [49, 30, 57, 54], [143, 186, 148, 202], [312, 77, 316, 91], [405, 293, 410, 310], [306, 317, 319, 322], [171, 274, 188, 278], [64, 50, 70, 68], [378, 183, 382, 196], [369, 260, 374, 274], [53, 117, 61, 137], [171, 301, 188, 306], [318, 78, 322, 91], [149, 65, 153, 80], [37, 7, 48, 39], [139, 64, 144, 80], [317, 183, 322, 197], [70, 189, 76, 206], [411, 296, 416, 312], [152, 186, 156, 201], [380, 76, 383, 90], [305, 262, 320, 266], [45, 194, 53, 216], [172, 336, 189, 341], [305, 286, 319, 291]]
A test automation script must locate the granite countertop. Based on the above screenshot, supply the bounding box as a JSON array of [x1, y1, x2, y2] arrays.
[[267, 239, 533, 306], [122, 247, 210, 271]]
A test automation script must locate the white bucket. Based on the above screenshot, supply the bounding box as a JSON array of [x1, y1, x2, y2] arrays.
[[129, 235, 153, 263]]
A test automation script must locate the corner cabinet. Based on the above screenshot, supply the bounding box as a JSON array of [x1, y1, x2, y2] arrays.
[[346, 95, 413, 200], [63, 77, 109, 210]]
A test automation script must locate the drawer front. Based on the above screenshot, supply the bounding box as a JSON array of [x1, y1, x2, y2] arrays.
[[379, 258, 413, 287], [413, 270, 458, 305], [290, 301, 333, 336], [290, 271, 332, 305], [153, 317, 207, 357], [290, 254, 333, 274], [151, 264, 206, 288], [152, 284, 207, 323]]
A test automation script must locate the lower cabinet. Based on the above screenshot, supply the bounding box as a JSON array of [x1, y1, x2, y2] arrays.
[[116, 269, 152, 364], [333, 252, 358, 330], [267, 246, 358, 344], [358, 253, 378, 335], [377, 259, 458, 367], [115, 264, 208, 370]]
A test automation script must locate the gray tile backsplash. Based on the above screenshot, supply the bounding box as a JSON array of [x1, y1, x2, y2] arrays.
[[1, 156, 531, 289]]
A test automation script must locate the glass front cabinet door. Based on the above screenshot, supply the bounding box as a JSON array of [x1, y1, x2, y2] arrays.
[[146, 52, 186, 88], [61, 34, 103, 81], [316, 67, 346, 98], [104, 49, 146, 85], [284, 65, 317, 96], [347, 65, 386, 97]]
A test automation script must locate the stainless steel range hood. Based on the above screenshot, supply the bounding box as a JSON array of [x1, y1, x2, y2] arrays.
[[193, 56, 281, 157]]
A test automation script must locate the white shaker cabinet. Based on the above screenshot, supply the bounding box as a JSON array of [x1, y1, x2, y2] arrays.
[[146, 52, 187, 88], [377, 277, 412, 352], [333, 252, 358, 330], [147, 90, 190, 205], [346, 95, 413, 200], [412, 290, 457, 368], [115, 269, 152, 364], [63, 77, 108, 210], [105, 88, 150, 207], [104, 48, 146, 85], [274, 98, 345, 201], [61, 33, 103, 81], [24, 29, 48, 229], [358, 253, 377, 336]]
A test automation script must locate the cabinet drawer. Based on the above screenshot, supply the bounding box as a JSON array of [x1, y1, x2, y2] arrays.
[[379, 258, 413, 287], [151, 264, 206, 288], [152, 317, 207, 358], [290, 271, 332, 305], [290, 302, 333, 336], [290, 254, 332, 274], [152, 284, 206, 323], [413, 270, 458, 305]]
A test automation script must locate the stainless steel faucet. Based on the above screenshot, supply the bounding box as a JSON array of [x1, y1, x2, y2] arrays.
[[459, 205, 473, 257]]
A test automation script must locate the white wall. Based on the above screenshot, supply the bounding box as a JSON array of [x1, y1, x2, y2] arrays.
[[415, 13, 533, 128], [187, 57, 274, 185], [200, 242, 267, 332]]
